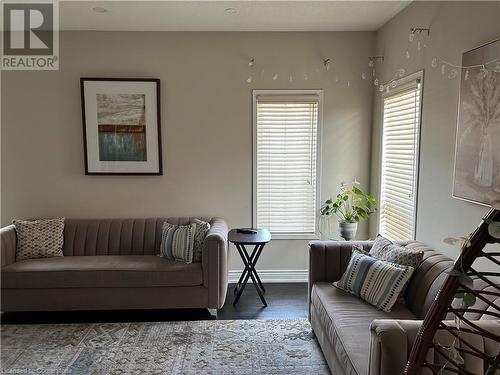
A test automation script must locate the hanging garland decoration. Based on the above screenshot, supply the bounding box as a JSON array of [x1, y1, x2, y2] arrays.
[[378, 27, 500, 93], [244, 27, 500, 90]]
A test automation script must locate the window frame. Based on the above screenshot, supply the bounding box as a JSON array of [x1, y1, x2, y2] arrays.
[[378, 70, 424, 240], [252, 89, 323, 240]]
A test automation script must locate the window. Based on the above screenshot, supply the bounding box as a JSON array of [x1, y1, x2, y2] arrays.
[[379, 73, 423, 241], [253, 90, 322, 239]]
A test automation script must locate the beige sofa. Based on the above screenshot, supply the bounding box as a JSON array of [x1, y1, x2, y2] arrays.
[[1, 217, 228, 316], [309, 240, 500, 375]]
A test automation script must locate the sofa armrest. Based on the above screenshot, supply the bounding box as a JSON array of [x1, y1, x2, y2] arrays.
[[308, 240, 373, 316], [1, 225, 17, 268], [369, 319, 417, 375], [203, 218, 229, 309], [369, 319, 500, 375]]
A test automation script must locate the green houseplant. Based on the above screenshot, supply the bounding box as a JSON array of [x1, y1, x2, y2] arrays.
[[321, 181, 377, 240]]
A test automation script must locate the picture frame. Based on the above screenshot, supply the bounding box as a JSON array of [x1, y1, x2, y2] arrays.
[[80, 78, 162, 175], [452, 39, 500, 206]]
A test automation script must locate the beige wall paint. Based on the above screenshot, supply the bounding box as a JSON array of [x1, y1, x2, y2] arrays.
[[2, 31, 375, 272], [370, 2, 500, 265]]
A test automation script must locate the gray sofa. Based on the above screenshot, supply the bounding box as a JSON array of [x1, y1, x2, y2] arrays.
[[309, 240, 500, 375], [1, 217, 228, 315]]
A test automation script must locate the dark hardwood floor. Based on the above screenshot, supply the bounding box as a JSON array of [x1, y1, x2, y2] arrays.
[[0, 283, 308, 324]]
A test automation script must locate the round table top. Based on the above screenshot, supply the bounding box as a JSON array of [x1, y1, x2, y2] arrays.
[[228, 228, 271, 244]]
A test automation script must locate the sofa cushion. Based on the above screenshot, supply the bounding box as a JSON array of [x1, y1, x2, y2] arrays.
[[311, 282, 416, 375], [1, 255, 203, 289]]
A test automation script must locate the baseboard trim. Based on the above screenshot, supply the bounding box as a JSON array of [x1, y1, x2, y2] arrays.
[[228, 269, 308, 283]]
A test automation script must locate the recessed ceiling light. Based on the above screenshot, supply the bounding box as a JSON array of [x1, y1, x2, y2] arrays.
[[92, 6, 108, 13], [224, 7, 237, 14]]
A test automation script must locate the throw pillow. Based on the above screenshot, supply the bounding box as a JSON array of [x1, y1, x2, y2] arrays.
[[370, 235, 424, 269], [13, 217, 65, 261], [191, 219, 211, 263], [160, 222, 196, 263], [369, 234, 424, 299], [334, 250, 415, 312]]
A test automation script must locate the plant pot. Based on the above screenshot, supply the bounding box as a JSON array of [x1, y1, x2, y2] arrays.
[[339, 222, 358, 241]]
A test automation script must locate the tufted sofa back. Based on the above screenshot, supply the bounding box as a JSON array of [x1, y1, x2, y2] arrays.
[[403, 241, 455, 319], [62, 217, 214, 256]]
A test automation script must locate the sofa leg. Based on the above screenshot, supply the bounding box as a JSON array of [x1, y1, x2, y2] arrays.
[[208, 308, 218, 319]]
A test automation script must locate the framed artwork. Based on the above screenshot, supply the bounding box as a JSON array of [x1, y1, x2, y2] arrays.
[[81, 78, 162, 175], [453, 39, 500, 206]]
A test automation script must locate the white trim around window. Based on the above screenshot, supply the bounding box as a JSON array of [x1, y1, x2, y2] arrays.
[[252, 89, 323, 240]]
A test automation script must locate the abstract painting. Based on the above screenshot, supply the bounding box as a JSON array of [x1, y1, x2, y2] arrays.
[[81, 78, 161, 175], [453, 39, 500, 206], [96, 94, 147, 161]]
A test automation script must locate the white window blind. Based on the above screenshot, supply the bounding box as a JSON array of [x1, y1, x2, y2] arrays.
[[253, 92, 321, 237], [379, 78, 422, 241]]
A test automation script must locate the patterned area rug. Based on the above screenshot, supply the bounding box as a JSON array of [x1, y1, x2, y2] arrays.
[[1, 319, 329, 374]]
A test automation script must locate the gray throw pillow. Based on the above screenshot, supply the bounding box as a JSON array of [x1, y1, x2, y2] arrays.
[[369, 234, 424, 300], [191, 219, 211, 263], [13, 218, 65, 261]]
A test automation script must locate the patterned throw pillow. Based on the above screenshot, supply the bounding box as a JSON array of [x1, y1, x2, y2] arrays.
[[370, 235, 424, 269], [334, 250, 415, 312], [369, 234, 424, 299], [160, 223, 196, 263], [191, 219, 211, 263], [13, 218, 65, 261]]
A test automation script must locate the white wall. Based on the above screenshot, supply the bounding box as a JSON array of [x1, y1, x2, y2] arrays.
[[1, 31, 375, 273], [370, 1, 500, 264]]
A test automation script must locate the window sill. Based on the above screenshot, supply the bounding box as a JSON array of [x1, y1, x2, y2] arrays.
[[270, 233, 320, 240]]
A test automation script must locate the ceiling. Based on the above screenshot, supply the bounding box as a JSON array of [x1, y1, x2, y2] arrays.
[[60, 1, 412, 32]]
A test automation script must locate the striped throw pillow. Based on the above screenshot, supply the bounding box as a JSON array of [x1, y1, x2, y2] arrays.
[[334, 250, 415, 312], [160, 223, 196, 264]]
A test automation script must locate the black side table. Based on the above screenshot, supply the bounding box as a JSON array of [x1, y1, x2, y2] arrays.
[[228, 228, 271, 307]]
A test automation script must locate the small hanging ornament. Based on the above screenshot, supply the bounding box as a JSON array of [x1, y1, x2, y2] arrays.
[[431, 58, 438, 68], [272, 73, 278, 81], [405, 51, 411, 59], [323, 58, 331, 71], [248, 58, 255, 67], [361, 72, 367, 80], [464, 69, 470, 81], [398, 68, 406, 77], [379, 84, 384, 92], [374, 78, 379, 86], [441, 64, 446, 75], [246, 75, 253, 83], [479, 65, 488, 79], [391, 80, 397, 88], [448, 69, 457, 79], [409, 33, 415, 42], [368, 59, 374, 68]]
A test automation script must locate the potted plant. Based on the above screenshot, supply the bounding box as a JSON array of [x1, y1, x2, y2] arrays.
[[321, 181, 377, 240]]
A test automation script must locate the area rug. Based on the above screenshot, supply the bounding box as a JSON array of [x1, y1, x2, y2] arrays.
[[1, 319, 330, 374]]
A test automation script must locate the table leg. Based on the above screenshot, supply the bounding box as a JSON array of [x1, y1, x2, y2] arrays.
[[233, 244, 260, 294], [233, 243, 267, 306]]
